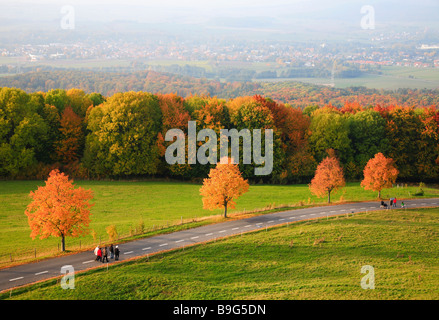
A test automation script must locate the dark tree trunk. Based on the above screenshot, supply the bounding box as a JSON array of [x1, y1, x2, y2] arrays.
[[61, 235, 66, 252]]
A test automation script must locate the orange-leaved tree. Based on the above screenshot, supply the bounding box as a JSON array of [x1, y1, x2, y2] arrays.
[[361, 152, 399, 198], [200, 158, 249, 218], [25, 169, 94, 251], [309, 153, 345, 203]]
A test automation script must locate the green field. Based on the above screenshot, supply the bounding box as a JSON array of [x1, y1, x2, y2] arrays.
[[3, 207, 439, 300], [0, 180, 437, 265]]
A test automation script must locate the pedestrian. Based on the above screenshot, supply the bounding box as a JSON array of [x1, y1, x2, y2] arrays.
[[109, 244, 114, 259], [401, 201, 405, 208], [97, 247, 102, 262], [394, 197, 397, 207], [102, 246, 109, 263], [390, 198, 394, 208], [114, 246, 120, 261], [94, 245, 99, 260]]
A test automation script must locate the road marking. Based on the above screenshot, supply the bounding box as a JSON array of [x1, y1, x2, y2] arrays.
[[370, 206, 375, 209], [289, 217, 295, 219], [232, 227, 240, 230], [142, 247, 152, 250], [9, 277, 24, 282], [339, 209, 345, 212], [218, 230, 227, 233], [360, 207, 366, 210], [35, 271, 48, 275], [174, 240, 184, 243], [310, 214, 315, 216], [256, 223, 263, 225], [159, 243, 168, 247], [267, 220, 274, 223], [330, 211, 337, 213], [82, 260, 94, 264], [205, 233, 213, 236], [300, 215, 307, 217], [320, 212, 326, 214], [190, 236, 199, 239], [124, 251, 133, 254], [244, 225, 252, 228], [421, 203, 427, 205], [278, 218, 285, 221]]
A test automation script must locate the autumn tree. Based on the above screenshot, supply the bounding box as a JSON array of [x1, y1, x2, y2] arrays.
[[25, 169, 94, 251], [200, 158, 249, 218], [55, 106, 84, 164], [309, 152, 345, 203], [361, 152, 399, 198]]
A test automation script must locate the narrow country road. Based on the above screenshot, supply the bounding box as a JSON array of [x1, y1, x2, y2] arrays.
[[1, 197, 438, 292]]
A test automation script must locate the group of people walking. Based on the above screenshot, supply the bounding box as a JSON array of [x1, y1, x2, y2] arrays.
[[94, 244, 120, 263], [380, 197, 404, 209]]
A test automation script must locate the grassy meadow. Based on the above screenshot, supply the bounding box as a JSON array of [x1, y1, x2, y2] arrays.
[[0, 180, 437, 265], [3, 207, 439, 300]]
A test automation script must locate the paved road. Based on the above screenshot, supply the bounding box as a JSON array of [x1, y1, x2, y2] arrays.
[[1, 197, 438, 292]]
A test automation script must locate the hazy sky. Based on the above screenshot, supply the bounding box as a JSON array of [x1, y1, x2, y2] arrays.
[[0, 0, 437, 33]]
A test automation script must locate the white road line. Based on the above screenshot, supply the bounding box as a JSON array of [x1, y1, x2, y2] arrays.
[[330, 211, 337, 213], [124, 251, 134, 254], [142, 247, 152, 250], [9, 277, 24, 282], [300, 215, 307, 217], [256, 223, 263, 225], [35, 271, 48, 275], [218, 230, 227, 233], [310, 214, 315, 216], [278, 218, 285, 221], [244, 225, 252, 228], [421, 203, 427, 205], [370, 206, 375, 209], [174, 240, 184, 243], [320, 212, 326, 214], [82, 260, 94, 264], [232, 227, 240, 230], [159, 243, 168, 247], [288, 217, 295, 219], [267, 220, 274, 223], [205, 233, 213, 236], [190, 236, 199, 239], [339, 209, 345, 212]]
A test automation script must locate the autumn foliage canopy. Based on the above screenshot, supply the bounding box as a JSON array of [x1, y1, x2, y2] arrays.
[[200, 158, 249, 218], [25, 169, 94, 251]]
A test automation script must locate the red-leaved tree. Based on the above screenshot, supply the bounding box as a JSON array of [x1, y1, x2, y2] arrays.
[[309, 154, 345, 203], [25, 169, 94, 251], [361, 152, 399, 198]]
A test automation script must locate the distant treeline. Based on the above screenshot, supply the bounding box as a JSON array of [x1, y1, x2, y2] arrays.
[[1, 70, 439, 108], [1, 86, 439, 183]]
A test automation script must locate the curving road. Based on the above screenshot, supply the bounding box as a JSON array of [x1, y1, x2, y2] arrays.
[[1, 197, 438, 292]]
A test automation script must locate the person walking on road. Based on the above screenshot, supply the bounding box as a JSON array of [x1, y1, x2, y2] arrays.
[[102, 246, 109, 263], [114, 246, 120, 261], [394, 197, 397, 208], [94, 245, 99, 261], [109, 244, 114, 259], [96, 247, 102, 262]]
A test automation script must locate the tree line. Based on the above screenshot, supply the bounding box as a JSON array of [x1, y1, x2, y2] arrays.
[[1, 86, 438, 183]]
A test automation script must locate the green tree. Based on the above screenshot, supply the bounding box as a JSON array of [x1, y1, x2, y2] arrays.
[[84, 91, 162, 177]]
